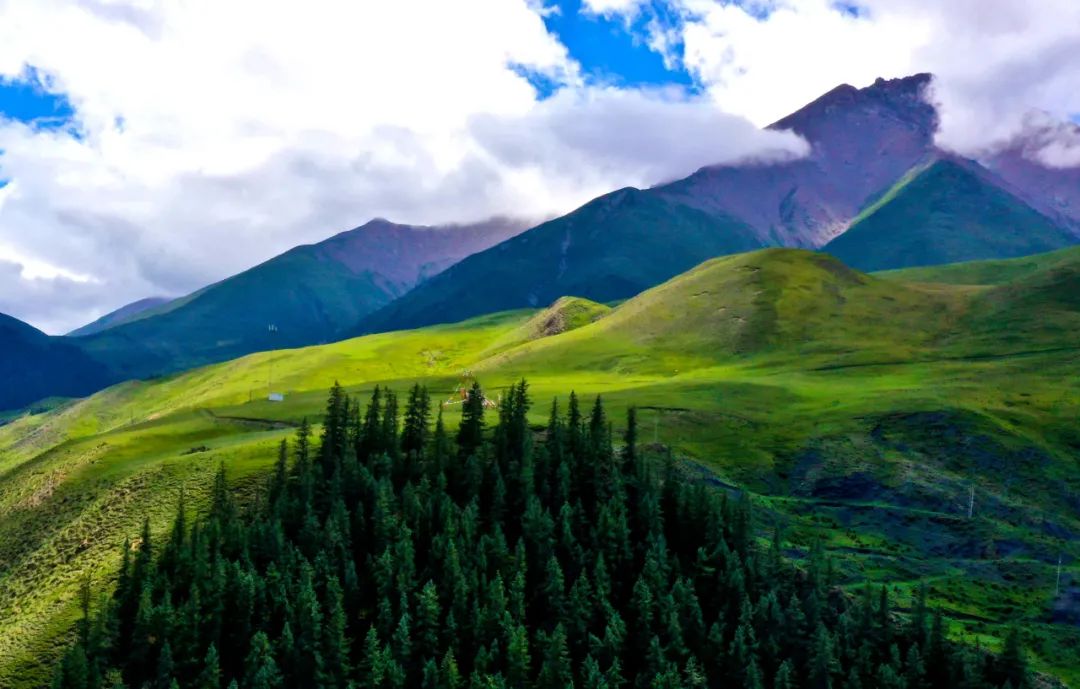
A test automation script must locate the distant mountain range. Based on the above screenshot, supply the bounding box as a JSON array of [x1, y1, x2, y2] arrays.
[[358, 74, 1079, 335], [68, 217, 529, 381], [2, 73, 1079, 412]]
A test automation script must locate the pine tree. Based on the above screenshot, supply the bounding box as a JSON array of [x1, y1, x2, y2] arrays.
[[196, 644, 221, 689], [56, 380, 1022, 689], [243, 632, 282, 689], [457, 383, 486, 460], [998, 627, 1027, 689], [154, 641, 174, 689], [402, 384, 432, 458]]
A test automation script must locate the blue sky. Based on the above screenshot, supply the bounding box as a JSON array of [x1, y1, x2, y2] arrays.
[[0, 69, 75, 188], [541, 0, 694, 94], [0, 68, 74, 128]]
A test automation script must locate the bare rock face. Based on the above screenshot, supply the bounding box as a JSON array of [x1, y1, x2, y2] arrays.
[[314, 217, 531, 292], [654, 74, 938, 248]]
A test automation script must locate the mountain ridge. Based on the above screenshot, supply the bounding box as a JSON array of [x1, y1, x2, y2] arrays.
[[72, 216, 530, 382]]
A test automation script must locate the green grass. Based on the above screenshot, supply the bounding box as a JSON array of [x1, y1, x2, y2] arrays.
[[2, 248, 1079, 686], [878, 246, 1080, 286]]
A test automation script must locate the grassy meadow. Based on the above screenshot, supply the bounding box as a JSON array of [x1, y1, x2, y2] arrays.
[[2, 248, 1079, 687]]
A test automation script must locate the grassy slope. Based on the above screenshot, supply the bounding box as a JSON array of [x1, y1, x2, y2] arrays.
[[2, 249, 1079, 686], [878, 245, 1080, 286], [823, 159, 1077, 271]]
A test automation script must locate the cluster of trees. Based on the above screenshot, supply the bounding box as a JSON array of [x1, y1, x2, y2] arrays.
[[53, 380, 1030, 689]]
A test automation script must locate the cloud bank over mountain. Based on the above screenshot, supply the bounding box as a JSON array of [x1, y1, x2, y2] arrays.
[[0, 0, 805, 333]]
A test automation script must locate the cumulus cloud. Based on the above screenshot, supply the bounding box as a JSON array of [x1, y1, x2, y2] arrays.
[[581, 0, 651, 17], [0, 258, 113, 335], [621, 0, 1080, 160], [0, 0, 806, 333], [470, 86, 808, 187]]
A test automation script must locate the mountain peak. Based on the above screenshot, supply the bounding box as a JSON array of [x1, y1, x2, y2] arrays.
[[770, 72, 936, 135]]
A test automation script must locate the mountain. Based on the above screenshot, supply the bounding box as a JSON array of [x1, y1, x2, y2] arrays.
[[74, 217, 528, 380], [67, 296, 171, 337], [357, 75, 946, 334], [0, 312, 114, 412], [982, 118, 1080, 235], [358, 189, 764, 334], [655, 74, 939, 247], [822, 157, 1076, 271]]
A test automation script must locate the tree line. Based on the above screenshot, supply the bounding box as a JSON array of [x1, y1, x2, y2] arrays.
[[52, 380, 1029, 689]]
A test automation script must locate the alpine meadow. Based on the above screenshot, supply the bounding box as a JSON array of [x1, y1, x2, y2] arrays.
[[2, 4, 1080, 689]]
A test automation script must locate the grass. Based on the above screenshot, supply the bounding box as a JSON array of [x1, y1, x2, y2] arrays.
[[2, 248, 1079, 686]]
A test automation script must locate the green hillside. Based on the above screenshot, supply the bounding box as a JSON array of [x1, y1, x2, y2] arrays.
[[824, 158, 1077, 271], [359, 188, 764, 334], [59, 218, 525, 388], [878, 245, 1080, 286], [3, 248, 1080, 686], [76, 248, 403, 380]]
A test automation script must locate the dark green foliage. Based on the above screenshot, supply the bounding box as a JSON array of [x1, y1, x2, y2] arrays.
[[824, 158, 1076, 272], [0, 312, 114, 412], [53, 381, 1026, 689]]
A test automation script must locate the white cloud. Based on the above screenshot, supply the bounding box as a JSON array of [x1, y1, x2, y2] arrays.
[[621, 0, 1080, 159], [581, 0, 650, 18], [470, 86, 808, 187], [0, 0, 802, 333], [678, 0, 930, 126]]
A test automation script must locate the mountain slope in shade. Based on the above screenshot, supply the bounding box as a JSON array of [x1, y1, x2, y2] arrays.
[[0, 313, 114, 411], [358, 188, 765, 334], [67, 296, 171, 337], [76, 217, 528, 381], [821, 158, 1076, 272]]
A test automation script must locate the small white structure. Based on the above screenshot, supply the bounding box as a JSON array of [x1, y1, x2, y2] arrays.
[[268, 392, 285, 402]]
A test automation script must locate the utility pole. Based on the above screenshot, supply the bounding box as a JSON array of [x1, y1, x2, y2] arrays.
[[967, 486, 975, 519], [1056, 553, 1063, 598]]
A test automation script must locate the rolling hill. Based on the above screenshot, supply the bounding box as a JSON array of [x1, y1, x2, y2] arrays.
[[3, 247, 1080, 686], [70, 217, 528, 382], [0, 313, 114, 412], [822, 158, 1076, 271], [878, 245, 1080, 286]]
